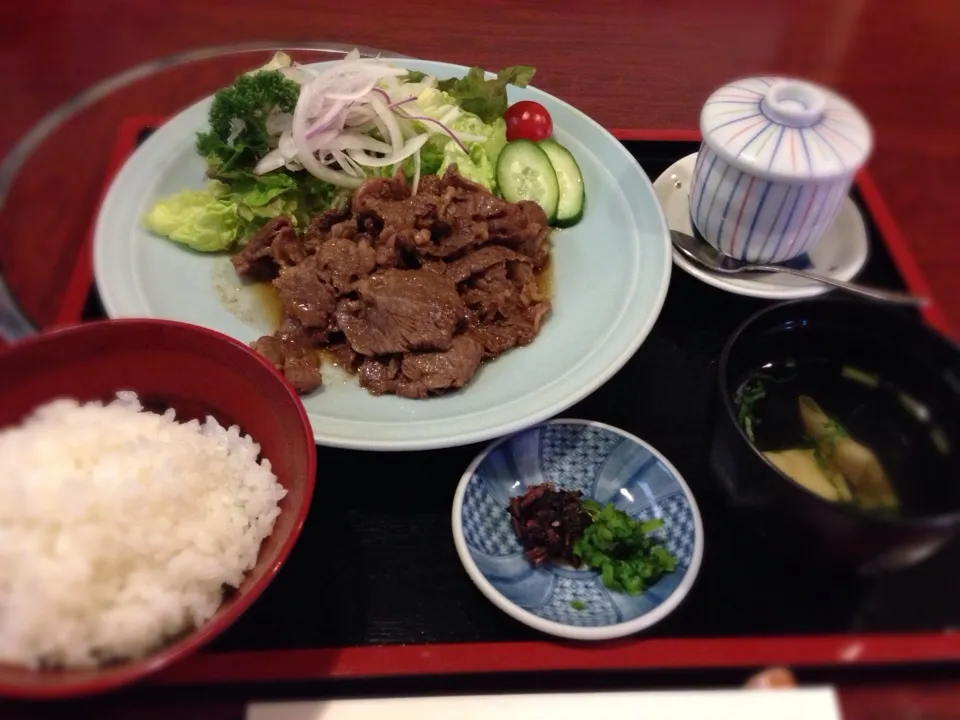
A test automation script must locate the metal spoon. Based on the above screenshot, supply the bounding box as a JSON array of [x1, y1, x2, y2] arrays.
[[671, 230, 929, 306]]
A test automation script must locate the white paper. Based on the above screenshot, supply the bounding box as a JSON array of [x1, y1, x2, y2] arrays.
[[248, 688, 840, 720]]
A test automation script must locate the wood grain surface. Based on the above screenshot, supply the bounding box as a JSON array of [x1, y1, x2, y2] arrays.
[[1, 0, 960, 714], [1, 0, 959, 330]]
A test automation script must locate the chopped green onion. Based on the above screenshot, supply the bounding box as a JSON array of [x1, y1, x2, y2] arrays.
[[841, 365, 879, 387]]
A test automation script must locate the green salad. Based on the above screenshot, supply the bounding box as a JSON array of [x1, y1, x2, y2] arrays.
[[144, 51, 544, 252]]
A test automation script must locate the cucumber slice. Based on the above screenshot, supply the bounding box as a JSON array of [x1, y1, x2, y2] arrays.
[[538, 139, 585, 228], [496, 139, 559, 222]]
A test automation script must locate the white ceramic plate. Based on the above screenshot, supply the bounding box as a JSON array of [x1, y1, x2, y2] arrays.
[[654, 153, 869, 300], [94, 58, 671, 451]]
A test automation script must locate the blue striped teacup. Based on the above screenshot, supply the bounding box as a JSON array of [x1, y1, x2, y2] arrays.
[[690, 77, 873, 265]]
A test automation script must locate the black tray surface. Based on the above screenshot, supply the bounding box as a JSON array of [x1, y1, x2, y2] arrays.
[[82, 137, 960, 654]]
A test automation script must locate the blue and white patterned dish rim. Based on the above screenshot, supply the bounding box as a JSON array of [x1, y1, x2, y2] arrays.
[[452, 419, 704, 641]]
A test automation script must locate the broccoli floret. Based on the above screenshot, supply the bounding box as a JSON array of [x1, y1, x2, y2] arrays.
[[195, 70, 300, 172]]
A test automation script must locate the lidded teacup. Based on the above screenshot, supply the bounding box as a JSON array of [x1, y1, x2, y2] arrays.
[[690, 77, 873, 264]]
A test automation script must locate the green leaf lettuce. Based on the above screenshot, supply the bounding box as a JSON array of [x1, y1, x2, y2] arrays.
[[407, 88, 509, 193], [144, 171, 346, 253], [437, 65, 536, 123]]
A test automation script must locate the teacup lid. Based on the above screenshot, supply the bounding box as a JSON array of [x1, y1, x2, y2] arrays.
[[700, 76, 873, 181]]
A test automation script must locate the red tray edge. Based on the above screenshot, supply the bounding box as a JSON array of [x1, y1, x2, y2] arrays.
[[156, 634, 960, 686], [60, 119, 960, 685]]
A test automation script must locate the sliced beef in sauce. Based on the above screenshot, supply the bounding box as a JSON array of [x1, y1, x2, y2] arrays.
[[396, 334, 483, 398], [469, 302, 551, 357], [416, 174, 442, 196], [302, 208, 351, 253], [326, 339, 363, 373], [357, 355, 401, 396], [460, 256, 551, 356], [358, 335, 483, 399], [335, 269, 465, 356], [232, 217, 301, 281], [315, 236, 377, 293], [234, 167, 552, 397], [273, 258, 337, 332], [351, 169, 410, 213], [443, 246, 525, 283], [311, 208, 351, 233], [250, 335, 322, 394], [276, 316, 330, 348]]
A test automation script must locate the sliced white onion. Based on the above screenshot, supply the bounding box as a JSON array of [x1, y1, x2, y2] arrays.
[[246, 51, 292, 76], [327, 76, 379, 101], [254, 51, 485, 189], [439, 107, 460, 126], [266, 110, 293, 136], [278, 130, 298, 159], [279, 66, 314, 85], [392, 107, 469, 154], [325, 135, 392, 153], [331, 149, 365, 177], [227, 118, 246, 143], [255, 148, 288, 175], [370, 116, 391, 145], [411, 145, 421, 195], [455, 131, 486, 143], [346, 134, 429, 168], [367, 94, 403, 155]]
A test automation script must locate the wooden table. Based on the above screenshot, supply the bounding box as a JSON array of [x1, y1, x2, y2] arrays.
[[2, 0, 959, 333], [1, 0, 959, 714]]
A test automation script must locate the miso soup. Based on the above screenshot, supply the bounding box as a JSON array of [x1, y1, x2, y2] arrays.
[[734, 358, 960, 516]]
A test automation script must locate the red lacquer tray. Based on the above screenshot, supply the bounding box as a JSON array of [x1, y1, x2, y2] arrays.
[[35, 120, 960, 689]]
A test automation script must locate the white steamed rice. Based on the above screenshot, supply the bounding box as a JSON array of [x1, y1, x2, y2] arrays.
[[0, 391, 286, 669]]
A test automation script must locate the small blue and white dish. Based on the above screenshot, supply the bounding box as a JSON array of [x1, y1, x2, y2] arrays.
[[452, 419, 704, 641]]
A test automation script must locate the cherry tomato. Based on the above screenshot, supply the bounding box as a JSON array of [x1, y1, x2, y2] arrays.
[[504, 101, 553, 142]]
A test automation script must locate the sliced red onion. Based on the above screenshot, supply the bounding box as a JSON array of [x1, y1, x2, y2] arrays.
[[305, 101, 350, 139], [252, 53, 487, 189], [306, 128, 341, 150], [371, 87, 391, 105], [388, 96, 417, 109], [344, 109, 377, 128], [291, 76, 363, 188]]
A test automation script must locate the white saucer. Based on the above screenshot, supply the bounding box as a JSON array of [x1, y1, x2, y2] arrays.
[[652, 153, 870, 300]]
